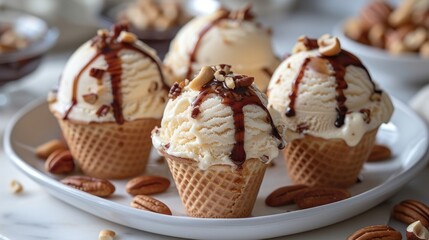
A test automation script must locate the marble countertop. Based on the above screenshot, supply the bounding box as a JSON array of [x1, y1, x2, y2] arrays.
[[1, 4, 429, 240]]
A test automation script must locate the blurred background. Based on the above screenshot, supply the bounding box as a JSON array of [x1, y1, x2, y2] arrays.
[[0, 0, 379, 51]]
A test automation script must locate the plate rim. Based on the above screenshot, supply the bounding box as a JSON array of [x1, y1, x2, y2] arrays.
[[4, 97, 429, 239]]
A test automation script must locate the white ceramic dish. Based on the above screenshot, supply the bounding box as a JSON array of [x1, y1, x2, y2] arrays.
[[4, 98, 429, 240], [333, 22, 429, 83]]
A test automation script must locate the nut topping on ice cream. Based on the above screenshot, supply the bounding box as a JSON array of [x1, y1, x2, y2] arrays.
[[286, 35, 382, 128], [268, 35, 393, 146], [153, 64, 284, 169], [49, 23, 169, 124], [292, 36, 319, 54], [188, 66, 215, 91], [269, 35, 394, 187], [317, 34, 342, 56]]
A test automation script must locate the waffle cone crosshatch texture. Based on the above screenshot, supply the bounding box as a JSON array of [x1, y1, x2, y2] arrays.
[[165, 156, 267, 218], [58, 118, 160, 179], [283, 128, 378, 188], [47, 24, 168, 179], [268, 32, 394, 191]]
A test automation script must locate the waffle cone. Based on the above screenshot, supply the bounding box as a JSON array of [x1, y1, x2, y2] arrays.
[[57, 117, 160, 179], [283, 128, 378, 187], [165, 155, 267, 218]]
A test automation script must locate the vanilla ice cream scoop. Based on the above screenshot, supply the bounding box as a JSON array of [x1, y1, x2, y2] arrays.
[[49, 24, 169, 123], [163, 7, 279, 91], [268, 35, 394, 146], [152, 64, 284, 170]]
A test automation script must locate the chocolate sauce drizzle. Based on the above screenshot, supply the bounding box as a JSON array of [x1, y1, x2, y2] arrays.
[[285, 48, 382, 128], [262, 67, 273, 79], [190, 78, 284, 167], [89, 68, 106, 79], [285, 57, 311, 117], [186, 11, 228, 80], [63, 24, 168, 124], [185, 7, 255, 80]]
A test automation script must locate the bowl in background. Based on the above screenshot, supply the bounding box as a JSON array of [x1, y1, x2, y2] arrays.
[[333, 22, 429, 84], [100, 0, 219, 58], [0, 9, 59, 86]]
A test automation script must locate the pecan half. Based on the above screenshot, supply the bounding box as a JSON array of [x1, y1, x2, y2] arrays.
[[126, 175, 170, 196], [36, 139, 68, 160], [392, 200, 429, 228], [45, 150, 75, 174], [359, 0, 393, 28], [294, 187, 351, 209], [347, 225, 402, 240], [235, 76, 254, 88], [61, 176, 115, 197], [368, 144, 392, 162], [131, 195, 172, 215], [265, 184, 308, 207]]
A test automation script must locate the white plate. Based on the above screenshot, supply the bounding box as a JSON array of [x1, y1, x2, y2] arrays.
[[4, 98, 429, 240]]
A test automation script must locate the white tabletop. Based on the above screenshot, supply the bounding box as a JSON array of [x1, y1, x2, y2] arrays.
[[1, 4, 429, 240]]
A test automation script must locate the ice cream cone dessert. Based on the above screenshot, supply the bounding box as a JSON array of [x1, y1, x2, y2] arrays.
[[268, 35, 394, 187], [152, 64, 284, 218], [48, 24, 169, 179], [163, 6, 279, 91]]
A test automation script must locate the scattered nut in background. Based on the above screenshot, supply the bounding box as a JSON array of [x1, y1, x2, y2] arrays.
[[0, 25, 30, 53], [407, 220, 429, 240], [60, 176, 115, 198], [367, 144, 392, 162], [392, 199, 429, 227], [126, 175, 170, 196], [10, 180, 23, 194], [117, 0, 190, 31], [98, 229, 116, 240], [131, 195, 172, 215], [347, 225, 401, 240], [265, 184, 308, 207], [45, 149, 75, 174], [35, 139, 68, 160]]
